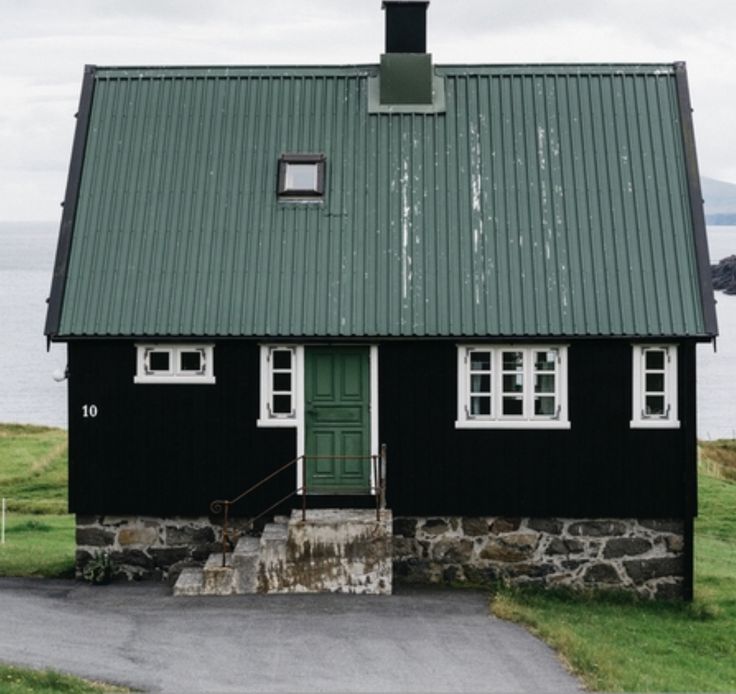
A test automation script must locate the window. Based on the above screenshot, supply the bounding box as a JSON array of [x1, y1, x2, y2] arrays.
[[631, 345, 679, 428], [277, 154, 325, 199], [134, 344, 215, 384], [456, 345, 569, 429], [258, 345, 302, 427]]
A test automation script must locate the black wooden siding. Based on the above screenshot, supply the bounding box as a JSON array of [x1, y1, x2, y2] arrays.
[[67, 340, 697, 518]]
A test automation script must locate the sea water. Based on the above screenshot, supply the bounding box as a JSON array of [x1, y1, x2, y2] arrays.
[[0, 221, 735, 436]]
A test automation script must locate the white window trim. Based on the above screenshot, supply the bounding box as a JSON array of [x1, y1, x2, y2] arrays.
[[134, 344, 215, 384], [455, 344, 570, 430], [630, 344, 679, 429], [257, 345, 302, 428]]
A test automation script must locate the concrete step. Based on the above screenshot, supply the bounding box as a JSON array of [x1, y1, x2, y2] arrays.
[[174, 509, 394, 596], [201, 552, 236, 596], [173, 567, 204, 596], [232, 536, 260, 594]]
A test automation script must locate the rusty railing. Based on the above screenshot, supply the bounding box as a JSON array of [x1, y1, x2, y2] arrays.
[[209, 444, 387, 566]]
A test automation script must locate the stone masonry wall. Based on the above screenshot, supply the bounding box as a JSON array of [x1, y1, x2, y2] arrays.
[[77, 514, 686, 598], [75, 515, 247, 583], [393, 517, 685, 599]]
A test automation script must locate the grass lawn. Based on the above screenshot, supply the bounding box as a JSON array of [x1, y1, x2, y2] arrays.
[[0, 424, 75, 578], [0, 513, 75, 577], [491, 468, 736, 692], [0, 423, 68, 514], [0, 664, 125, 694]]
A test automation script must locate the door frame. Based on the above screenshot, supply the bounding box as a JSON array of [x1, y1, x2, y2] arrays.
[[297, 345, 378, 494]]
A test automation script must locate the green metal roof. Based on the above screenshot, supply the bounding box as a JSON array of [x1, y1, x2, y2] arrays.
[[50, 63, 715, 338]]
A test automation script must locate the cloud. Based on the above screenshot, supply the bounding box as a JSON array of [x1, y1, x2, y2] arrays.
[[1, 0, 735, 220]]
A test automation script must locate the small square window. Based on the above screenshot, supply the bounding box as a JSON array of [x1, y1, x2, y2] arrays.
[[148, 350, 171, 373], [135, 344, 214, 384], [180, 350, 203, 373], [278, 154, 325, 198]]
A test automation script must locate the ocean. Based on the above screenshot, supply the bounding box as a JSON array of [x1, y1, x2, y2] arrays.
[[1, 221, 735, 437]]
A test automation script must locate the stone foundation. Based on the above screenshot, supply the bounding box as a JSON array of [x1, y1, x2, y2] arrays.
[[75, 514, 243, 583], [392, 517, 685, 599], [77, 514, 687, 598]]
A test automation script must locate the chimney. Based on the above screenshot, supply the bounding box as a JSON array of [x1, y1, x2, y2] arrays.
[[384, 0, 428, 53], [380, 1, 433, 105]]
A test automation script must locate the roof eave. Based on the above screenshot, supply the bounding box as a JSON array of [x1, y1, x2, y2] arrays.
[[44, 64, 97, 338]]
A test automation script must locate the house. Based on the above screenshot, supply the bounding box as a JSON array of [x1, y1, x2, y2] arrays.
[[45, 1, 716, 598]]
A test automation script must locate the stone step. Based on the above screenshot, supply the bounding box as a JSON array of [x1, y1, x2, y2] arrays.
[[232, 536, 260, 594], [174, 509, 394, 596], [173, 567, 204, 596], [201, 552, 237, 595]]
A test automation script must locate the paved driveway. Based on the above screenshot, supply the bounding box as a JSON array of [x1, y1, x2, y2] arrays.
[[0, 578, 581, 693]]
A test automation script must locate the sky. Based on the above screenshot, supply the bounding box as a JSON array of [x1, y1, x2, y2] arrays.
[[1, 0, 735, 222]]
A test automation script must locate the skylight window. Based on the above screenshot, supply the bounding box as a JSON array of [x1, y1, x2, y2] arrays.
[[278, 154, 325, 199]]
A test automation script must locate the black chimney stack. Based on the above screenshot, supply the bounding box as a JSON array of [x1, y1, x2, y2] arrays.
[[383, 1, 429, 54], [379, 1, 433, 106]]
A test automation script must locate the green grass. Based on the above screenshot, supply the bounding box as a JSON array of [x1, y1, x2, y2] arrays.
[[0, 424, 68, 514], [0, 423, 74, 578], [491, 471, 736, 692], [0, 513, 76, 577], [0, 663, 126, 693]]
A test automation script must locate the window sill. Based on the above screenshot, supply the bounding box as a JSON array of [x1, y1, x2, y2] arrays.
[[629, 419, 681, 429], [256, 417, 298, 429], [133, 376, 216, 385], [455, 419, 571, 430]]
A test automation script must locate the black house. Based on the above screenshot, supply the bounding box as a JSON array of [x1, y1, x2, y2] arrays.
[[46, 2, 716, 597]]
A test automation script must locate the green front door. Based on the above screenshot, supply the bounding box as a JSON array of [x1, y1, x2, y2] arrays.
[[304, 347, 371, 493]]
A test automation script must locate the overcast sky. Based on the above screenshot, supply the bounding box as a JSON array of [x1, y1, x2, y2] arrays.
[[2, 0, 734, 222]]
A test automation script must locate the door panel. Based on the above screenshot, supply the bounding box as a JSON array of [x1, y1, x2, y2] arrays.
[[305, 347, 371, 493]]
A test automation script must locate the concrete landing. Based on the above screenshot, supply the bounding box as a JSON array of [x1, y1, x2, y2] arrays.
[[174, 508, 393, 596]]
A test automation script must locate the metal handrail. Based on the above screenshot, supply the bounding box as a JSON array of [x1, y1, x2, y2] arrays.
[[209, 445, 387, 566]]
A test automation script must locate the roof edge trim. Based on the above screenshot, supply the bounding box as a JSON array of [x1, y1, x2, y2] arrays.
[[45, 64, 97, 337], [673, 61, 718, 338]]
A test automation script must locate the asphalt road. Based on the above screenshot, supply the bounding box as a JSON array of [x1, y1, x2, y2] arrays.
[[0, 578, 581, 693]]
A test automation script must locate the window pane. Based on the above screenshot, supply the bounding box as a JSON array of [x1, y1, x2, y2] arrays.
[[470, 351, 491, 371], [148, 351, 170, 372], [503, 374, 523, 393], [273, 394, 292, 414], [273, 372, 291, 392], [471, 396, 491, 415], [645, 395, 665, 416], [502, 397, 523, 415], [285, 163, 318, 191], [502, 351, 523, 370], [535, 351, 556, 371], [645, 373, 664, 393], [535, 374, 555, 394], [273, 350, 291, 370], [180, 350, 202, 372], [470, 374, 491, 394], [534, 396, 556, 416], [645, 350, 665, 370]]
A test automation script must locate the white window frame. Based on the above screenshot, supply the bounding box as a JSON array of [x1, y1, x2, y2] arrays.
[[455, 345, 570, 429], [134, 344, 215, 384], [630, 344, 679, 429], [257, 345, 303, 428]]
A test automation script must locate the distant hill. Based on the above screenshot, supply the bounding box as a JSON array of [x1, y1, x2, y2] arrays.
[[702, 177, 736, 225]]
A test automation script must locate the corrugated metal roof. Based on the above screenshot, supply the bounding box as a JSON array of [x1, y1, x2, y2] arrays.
[[54, 63, 709, 337]]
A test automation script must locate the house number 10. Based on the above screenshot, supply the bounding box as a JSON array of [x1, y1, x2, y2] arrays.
[[82, 404, 98, 418]]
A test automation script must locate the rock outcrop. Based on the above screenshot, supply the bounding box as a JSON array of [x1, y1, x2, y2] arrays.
[[712, 255, 736, 294]]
